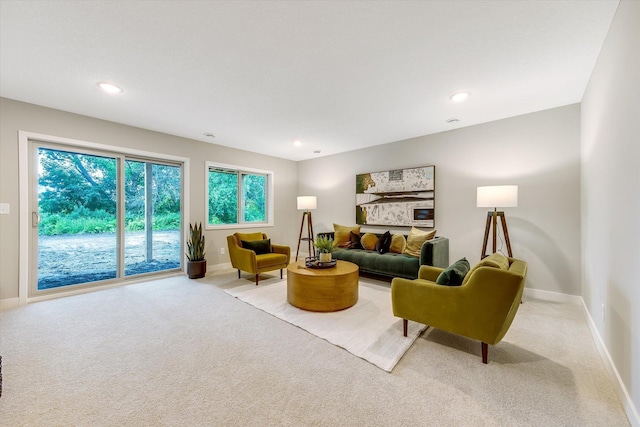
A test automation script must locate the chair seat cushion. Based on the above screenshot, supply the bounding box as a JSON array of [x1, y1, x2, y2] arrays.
[[256, 253, 288, 268]]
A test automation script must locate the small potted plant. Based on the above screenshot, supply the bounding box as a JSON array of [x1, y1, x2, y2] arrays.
[[186, 222, 206, 279], [314, 235, 335, 262]]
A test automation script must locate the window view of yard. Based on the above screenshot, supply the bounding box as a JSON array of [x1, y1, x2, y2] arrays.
[[37, 148, 182, 290], [207, 166, 267, 225]]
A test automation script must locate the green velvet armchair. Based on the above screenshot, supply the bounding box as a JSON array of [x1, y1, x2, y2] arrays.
[[227, 232, 290, 285], [391, 254, 527, 363]]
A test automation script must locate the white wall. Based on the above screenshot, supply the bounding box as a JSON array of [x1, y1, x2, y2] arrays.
[[0, 98, 299, 301], [581, 0, 639, 421], [298, 104, 582, 295]]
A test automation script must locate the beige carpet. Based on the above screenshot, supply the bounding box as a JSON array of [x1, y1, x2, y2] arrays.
[[225, 279, 427, 372], [0, 270, 630, 426]]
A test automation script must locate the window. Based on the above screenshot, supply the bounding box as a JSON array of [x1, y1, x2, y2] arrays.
[[206, 162, 273, 229]]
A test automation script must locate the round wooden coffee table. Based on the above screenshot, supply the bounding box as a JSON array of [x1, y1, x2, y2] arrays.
[[287, 260, 359, 312]]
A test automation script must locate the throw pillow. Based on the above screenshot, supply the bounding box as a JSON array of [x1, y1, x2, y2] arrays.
[[347, 231, 362, 249], [403, 227, 437, 258], [235, 232, 264, 247], [389, 234, 407, 253], [480, 252, 510, 270], [435, 258, 471, 286], [375, 231, 392, 254], [360, 233, 378, 250], [334, 224, 361, 247], [241, 239, 271, 255], [461, 253, 511, 286], [436, 258, 471, 286]]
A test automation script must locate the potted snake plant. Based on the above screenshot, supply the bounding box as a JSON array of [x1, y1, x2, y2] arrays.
[[314, 235, 335, 262], [186, 222, 206, 279]]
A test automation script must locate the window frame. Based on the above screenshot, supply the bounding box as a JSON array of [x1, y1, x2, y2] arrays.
[[18, 130, 190, 305], [205, 161, 274, 230]]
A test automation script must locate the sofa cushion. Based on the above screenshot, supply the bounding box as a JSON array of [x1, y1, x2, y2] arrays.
[[390, 234, 407, 253], [403, 227, 437, 257], [435, 258, 471, 286], [360, 233, 378, 250], [376, 231, 392, 254], [334, 224, 361, 247], [332, 249, 420, 279], [241, 239, 271, 255]]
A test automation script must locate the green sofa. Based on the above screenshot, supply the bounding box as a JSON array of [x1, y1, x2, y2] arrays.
[[317, 232, 449, 279]]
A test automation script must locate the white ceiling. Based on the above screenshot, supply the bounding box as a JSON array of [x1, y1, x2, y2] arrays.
[[0, 1, 619, 161]]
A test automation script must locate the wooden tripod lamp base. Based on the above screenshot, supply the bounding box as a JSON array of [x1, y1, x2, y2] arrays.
[[295, 196, 317, 261], [481, 210, 513, 259], [296, 211, 315, 261], [477, 185, 518, 259]]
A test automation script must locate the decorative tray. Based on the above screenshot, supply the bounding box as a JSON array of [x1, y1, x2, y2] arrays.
[[305, 257, 337, 269]]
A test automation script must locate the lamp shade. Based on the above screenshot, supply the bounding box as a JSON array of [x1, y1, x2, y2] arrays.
[[297, 196, 317, 210], [477, 185, 518, 208]]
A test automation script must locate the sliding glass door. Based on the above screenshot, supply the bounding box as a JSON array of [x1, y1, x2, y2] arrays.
[[31, 144, 183, 295], [124, 160, 181, 276]]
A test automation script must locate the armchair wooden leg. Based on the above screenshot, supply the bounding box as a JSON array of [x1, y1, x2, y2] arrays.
[[238, 270, 241, 279], [255, 274, 259, 286], [403, 319, 408, 337], [280, 269, 283, 279], [481, 342, 488, 364]]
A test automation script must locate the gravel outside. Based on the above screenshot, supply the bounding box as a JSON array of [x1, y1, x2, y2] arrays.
[[38, 230, 182, 289]]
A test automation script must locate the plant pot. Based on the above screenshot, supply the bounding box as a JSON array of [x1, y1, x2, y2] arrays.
[[319, 252, 332, 262], [187, 260, 207, 279]]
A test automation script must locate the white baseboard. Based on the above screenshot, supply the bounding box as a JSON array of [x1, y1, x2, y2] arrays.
[[0, 297, 20, 310], [580, 299, 640, 427], [523, 287, 638, 425], [208, 262, 232, 272], [523, 287, 582, 304]]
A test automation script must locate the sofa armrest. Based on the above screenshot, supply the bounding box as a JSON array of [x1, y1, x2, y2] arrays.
[[418, 265, 444, 281], [271, 244, 290, 261], [420, 236, 449, 268], [230, 247, 257, 272]]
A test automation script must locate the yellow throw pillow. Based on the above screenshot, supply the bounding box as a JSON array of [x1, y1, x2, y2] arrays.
[[360, 233, 379, 250], [479, 252, 510, 270], [403, 227, 436, 257], [334, 224, 361, 247], [461, 253, 510, 286], [389, 234, 407, 254]]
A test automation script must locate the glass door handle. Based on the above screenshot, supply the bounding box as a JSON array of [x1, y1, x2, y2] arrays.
[[32, 211, 41, 228]]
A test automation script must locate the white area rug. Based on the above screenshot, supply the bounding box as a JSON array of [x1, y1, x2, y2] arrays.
[[224, 279, 427, 372]]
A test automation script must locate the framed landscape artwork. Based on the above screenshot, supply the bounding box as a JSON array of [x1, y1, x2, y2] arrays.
[[356, 165, 435, 227]]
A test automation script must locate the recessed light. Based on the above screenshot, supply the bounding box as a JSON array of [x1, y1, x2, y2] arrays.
[[450, 92, 469, 102], [293, 139, 303, 147], [204, 133, 215, 138], [313, 150, 321, 154], [97, 81, 123, 94], [446, 118, 460, 123]]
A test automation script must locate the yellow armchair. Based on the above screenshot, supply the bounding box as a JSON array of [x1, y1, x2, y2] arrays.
[[391, 253, 527, 363], [227, 232, 290, 285]]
